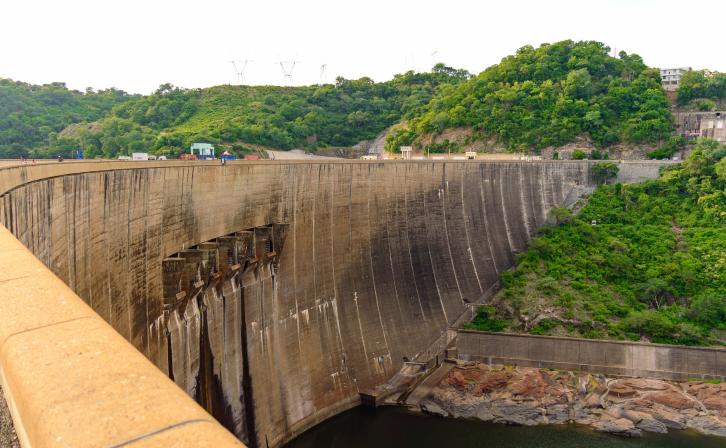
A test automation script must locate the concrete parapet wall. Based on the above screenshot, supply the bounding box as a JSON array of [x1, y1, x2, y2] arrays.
[[457, 330, 726, 381], [0, 225, 242, 447], [615, 161, 676, 184]]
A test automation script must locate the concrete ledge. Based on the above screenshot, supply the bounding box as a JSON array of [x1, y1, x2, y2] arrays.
[[0, 226, 242, 447], [457, 330, 726, 382]]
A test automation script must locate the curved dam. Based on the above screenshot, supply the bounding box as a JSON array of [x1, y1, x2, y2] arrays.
[[0, 160, 663, 447]]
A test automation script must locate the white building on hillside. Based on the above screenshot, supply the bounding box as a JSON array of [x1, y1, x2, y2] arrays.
[[660, 67, 692, 91]]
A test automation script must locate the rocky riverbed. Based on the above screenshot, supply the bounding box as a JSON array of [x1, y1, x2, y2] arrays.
[[419, 362, 726, 438]]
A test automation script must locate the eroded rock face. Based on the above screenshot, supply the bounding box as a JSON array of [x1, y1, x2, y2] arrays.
[[421, 363, 726, 438]]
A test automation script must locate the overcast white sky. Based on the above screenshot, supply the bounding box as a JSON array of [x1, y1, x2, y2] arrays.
[[1, 0, 724, 94]]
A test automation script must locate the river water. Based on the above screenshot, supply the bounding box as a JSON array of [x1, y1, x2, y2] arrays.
[[284, 406, 725, 448]]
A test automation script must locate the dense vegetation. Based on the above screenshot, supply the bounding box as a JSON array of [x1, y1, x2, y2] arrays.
[[2, 65, 470, 159], [467, 140, 726, 346], [677, 70, 726, 107], [388, 40, 673, 153], [0, 79, 129, 157]]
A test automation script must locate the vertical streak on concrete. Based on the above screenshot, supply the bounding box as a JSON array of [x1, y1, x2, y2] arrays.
[[422, 172, 448, 325], [384, 169, 404, 329], [478, 165, 499, 276], [517, 164, 533, 240], [366, 165, 392, 372], [291, 166, 302, 358], [497, 164, 517, 254], [440, 164, 465, 306], [403, 164, 426, 323], [461, 166, 484, 294], [328, 166, 348, 379]]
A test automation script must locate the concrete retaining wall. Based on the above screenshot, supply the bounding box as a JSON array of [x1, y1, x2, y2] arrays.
[[458, 330, 726, 381]]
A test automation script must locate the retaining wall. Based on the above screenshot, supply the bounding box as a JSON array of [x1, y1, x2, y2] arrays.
[[458, 330, 726, 381]]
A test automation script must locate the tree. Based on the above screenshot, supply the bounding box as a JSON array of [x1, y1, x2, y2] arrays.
[[592, 161, 619, 184], [548, 207, 573, 225]]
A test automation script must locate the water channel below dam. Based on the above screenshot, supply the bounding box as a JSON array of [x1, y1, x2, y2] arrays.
[[284, 406, 725, 448]]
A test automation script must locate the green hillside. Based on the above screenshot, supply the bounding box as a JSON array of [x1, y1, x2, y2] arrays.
[[387, 40, 673, 154], [468, 139, 726, 346], [14, 65, 469, 159], [0, 41, 685, 159], [0, 79, 129, 157]]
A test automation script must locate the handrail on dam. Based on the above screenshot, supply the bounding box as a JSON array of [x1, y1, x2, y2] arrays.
[[0, 158, 673, 196], [0, 224, 243, 447]]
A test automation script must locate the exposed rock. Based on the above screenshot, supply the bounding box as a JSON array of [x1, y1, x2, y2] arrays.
[[475, 404, 494, 422], [491, 400, 543, 426], [420, 400, 448, 418], [703, 396, 726, 416], [544, 404, 570, 424], [636, 418, 668, 434], [422, 363, 726, 439], [648, 408, 687, 429], [622, 409, 651, 423], [646, 391, 698, 410], [583, 393, 602, 408], [593, 417, 641, 437], [474, 371, 512, 395], [689, 416, 726, 437]]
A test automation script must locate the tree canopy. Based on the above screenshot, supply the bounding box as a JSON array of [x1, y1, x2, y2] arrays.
[[0, 79, 129, 157], [677, 70, 726, 106], [392, 40, 673, 153], [470, 139, 726, 346], [1, 65, 471, 159]]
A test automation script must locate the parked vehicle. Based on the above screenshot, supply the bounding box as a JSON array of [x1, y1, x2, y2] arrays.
[[221, 151, 237, 161], [132, 152, 149, 161]]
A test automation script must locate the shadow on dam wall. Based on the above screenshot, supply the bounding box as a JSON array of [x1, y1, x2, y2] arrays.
[[0, 161, 612, 447]]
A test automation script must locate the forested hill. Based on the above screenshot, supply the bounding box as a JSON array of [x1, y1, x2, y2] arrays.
[[0, 79, 130, 157], [0, 65, 470, 159], [1, 40, 675, 159], [468, 139, 726, 346], [386, 40, 673, 154]]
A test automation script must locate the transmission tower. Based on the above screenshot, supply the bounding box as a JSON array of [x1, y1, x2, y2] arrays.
[[231, 60, 250, 85], [279, 60, 299, 85], [319, 64, 328, 84], [430, 50, 438, 70]]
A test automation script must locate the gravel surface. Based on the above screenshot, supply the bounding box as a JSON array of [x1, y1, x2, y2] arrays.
[[0, 385, 20, 448]]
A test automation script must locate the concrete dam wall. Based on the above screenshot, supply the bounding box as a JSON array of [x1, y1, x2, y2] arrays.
[[0, 160, 607, 446]]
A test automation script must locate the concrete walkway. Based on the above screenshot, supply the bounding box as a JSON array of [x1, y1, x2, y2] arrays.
[[405, 362, 457, 407], [0, 386, 19, 448], [266, 149, 338, 160]]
